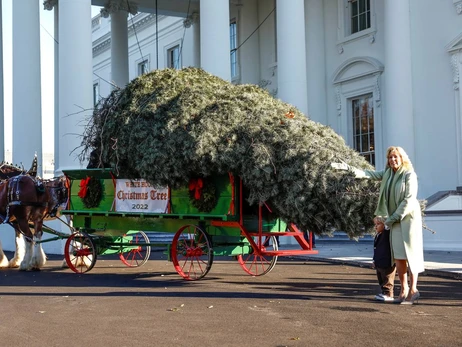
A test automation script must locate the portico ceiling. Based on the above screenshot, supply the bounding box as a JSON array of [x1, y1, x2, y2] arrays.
[[91, 0, 200, 17]]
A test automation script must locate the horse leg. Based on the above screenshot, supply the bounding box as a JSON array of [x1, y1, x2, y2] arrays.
[[0, 240, 9, 268], [30, 221, 46, 270], [8, 230, 25, 268], [18, 221, 34, 271]]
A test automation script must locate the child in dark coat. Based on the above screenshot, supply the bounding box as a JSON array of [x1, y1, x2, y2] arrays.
[[373, 217, 396, 302]]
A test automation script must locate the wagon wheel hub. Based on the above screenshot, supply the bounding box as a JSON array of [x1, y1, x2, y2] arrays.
[[74, 249, 93, 257], [185, 247, 203, 257]]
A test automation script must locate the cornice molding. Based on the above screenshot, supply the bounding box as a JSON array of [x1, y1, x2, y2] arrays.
[[93, 13, 162, 57], [100, 0, 138, 18]]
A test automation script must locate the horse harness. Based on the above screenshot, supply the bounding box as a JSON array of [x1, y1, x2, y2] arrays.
[[1, 175, 48, 224]]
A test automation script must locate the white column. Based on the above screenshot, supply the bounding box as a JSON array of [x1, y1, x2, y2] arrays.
[[111, 10, 129, 88], [0, 2, 3, 158], [58, 0, 93, 172], [12, 0, 42, 172], [54, 3, 60, 172], [192, 13, 200, 68], [384, 0, 415, 160], [238, 0, 260, 84], [305, 0, 327, 123], [182, 13, 200, 68], [453, 52, 462, 186], [276, 0, 308, 116], [200, 0, 230, 81]]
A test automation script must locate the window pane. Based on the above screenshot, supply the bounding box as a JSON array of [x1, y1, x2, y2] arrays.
[[230, 20, 238, 78], [359, 0, 366, 13], [359, 13, 366, 31], [351, 17, 358, 34], [361, 134, 369, 152], [351, 1, 358, 16], [351, 94, 375, 165], [167, 46, 180, 69]]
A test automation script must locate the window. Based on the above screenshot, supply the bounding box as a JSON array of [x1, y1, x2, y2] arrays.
[[93, 82, 100, 106], [352, 94, 375, 165], [167, 45, 180, 69], [337, 0, 375, 48], [230, 19, 238, 79], [138, 59, 149, 75], [350, 0, 370, 34]]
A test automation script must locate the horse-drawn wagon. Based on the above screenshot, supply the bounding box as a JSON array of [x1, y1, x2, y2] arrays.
[[60, 168, 317, 280]]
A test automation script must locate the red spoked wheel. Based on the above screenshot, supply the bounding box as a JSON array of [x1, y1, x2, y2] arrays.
[[119, 231, 151, 267], [237, 235, 278, 276], [65, 232, 97, 273], [171, 225, 213, 280]]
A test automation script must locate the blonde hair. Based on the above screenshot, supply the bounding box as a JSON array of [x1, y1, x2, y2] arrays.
[[373, 216, 385, 224], [385, 146, 413, 171]]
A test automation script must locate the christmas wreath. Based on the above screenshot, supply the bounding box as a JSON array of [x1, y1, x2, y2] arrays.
[[188, 178, 217, 213], [78, 176, 104, 208]]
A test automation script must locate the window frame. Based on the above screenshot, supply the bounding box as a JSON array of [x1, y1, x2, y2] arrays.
[[230, 18, 239, 81], [166, 43, 181, 69], [351, 93, 375, 165], [332, 57, 384, 168], [349, 0, 371, 35], [137, 59, 149, 76], [93, 81, 100, 106], [337, 0, 376, 48]]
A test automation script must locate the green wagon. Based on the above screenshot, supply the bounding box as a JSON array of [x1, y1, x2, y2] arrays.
[[60, 168, 317, 280]]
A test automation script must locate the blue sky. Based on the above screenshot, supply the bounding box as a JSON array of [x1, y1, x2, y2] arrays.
[[2, 1, 100, 155]]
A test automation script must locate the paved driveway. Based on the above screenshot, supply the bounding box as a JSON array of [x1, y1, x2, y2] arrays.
[[1, 251, 461, 347]]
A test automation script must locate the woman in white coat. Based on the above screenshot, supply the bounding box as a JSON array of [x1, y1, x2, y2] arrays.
[[333, 146, 424, 304]]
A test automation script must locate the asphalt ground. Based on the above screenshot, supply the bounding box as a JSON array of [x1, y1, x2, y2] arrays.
[[1, 251, 461, 347]]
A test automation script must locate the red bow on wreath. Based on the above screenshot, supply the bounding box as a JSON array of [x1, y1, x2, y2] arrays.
[[188, 178, 203, 200], [78, 177, 91, 198]]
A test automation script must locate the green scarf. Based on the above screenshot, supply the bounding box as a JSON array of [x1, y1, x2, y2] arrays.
[[374, 166, 406, 217]]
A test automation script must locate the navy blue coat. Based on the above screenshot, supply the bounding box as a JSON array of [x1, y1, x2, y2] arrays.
[[373, 230, 394, 268]]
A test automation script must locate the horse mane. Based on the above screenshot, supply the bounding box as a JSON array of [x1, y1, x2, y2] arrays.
[[0, 155, 39, 179], [0, 161, 25, 179]]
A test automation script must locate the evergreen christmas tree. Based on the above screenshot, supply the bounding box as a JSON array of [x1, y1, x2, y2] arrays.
[[80, 67, 381, 238]]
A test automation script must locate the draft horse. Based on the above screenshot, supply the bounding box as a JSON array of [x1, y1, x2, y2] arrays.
[[0, 174, 68, 270]]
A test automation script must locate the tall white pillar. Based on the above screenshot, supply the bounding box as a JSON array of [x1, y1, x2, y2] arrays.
[[384, 0, 415, 160], [200, 0, 230, 81], [12, 0, 42, 172], [276, 0, 308, 116], [110, 10, 129, 88], [238, 0, 260, 84], [182, 12, 200, 68], [305, 0, 327, 123], [0, 2, 4, 158], [58, 0, 93, 172], [54, 3, 60, 172]]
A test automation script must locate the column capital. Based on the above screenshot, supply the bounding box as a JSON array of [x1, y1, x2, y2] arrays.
[[454, 0, 462, 15], [43, 0, 58, 11], [183, 12, 199, 28], [100, 0, 138, 18]]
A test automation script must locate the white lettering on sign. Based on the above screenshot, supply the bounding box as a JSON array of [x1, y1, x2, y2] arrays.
[[115, 179, 169, 213]]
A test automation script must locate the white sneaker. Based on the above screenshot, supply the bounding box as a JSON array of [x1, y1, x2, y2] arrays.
[[382, 295, 394, 302], [374, 294, 394, 302]]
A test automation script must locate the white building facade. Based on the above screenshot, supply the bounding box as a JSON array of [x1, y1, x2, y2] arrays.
[[1, 0, 462, 252]]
